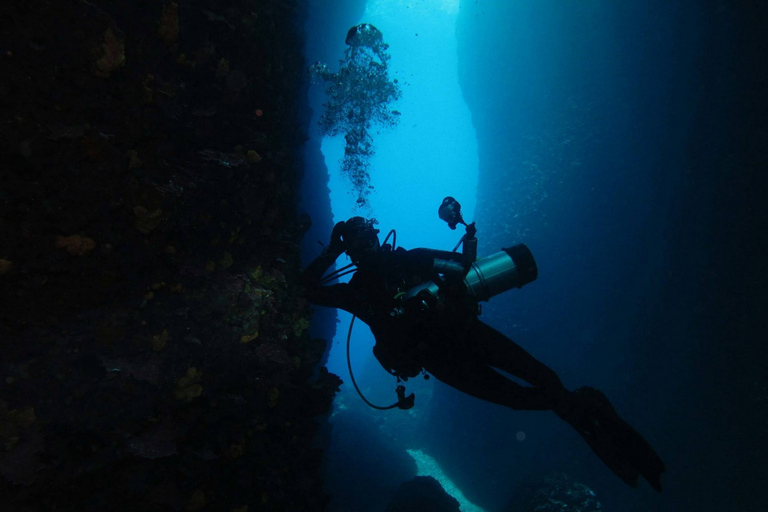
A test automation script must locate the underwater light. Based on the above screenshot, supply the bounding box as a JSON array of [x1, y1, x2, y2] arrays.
[[406, 449, 487, 512]]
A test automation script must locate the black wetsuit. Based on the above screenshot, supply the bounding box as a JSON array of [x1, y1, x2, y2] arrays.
[[301, 244, 568, 410], [301, 242, 666, 492]]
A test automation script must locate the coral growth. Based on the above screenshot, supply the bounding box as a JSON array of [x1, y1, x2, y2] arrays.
[[174, 367, 203, 402], [507, 473, 602, 512], [133, 206, 163, 233], [55, 235, 96, 256], [95, 28, 125, 77], [158, 2, 179, 43], [0, 259, 12, 274]]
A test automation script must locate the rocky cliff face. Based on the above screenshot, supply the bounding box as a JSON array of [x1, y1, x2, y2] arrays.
[[0, 1, 340, 510]]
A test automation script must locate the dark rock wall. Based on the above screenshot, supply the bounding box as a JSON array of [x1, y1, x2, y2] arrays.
[[0, 1, 340, 510]]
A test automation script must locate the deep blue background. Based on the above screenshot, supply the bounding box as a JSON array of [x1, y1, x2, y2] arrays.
[[451, 2, 767, 510]]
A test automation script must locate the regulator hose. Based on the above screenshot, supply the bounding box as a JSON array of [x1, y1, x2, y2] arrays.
[[346, 315, 412, 410]]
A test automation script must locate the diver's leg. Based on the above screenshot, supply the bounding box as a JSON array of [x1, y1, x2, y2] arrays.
[[463, 321, 665, 490], [423, 356, 558, 410], [468, 320, 566, 393]]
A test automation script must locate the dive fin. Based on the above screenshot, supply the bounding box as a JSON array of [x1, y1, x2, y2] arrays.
[[558, 387, 666, 492]]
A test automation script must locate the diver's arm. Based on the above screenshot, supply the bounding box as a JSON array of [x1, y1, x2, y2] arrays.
[[300, 247, 356, 309], [301, 221, 359, 310], [301, 246, 340, 287]]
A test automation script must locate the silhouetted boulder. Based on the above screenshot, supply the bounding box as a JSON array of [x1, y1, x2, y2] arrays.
[[385, 476, 461, 512], [506, 473, 601, 512]]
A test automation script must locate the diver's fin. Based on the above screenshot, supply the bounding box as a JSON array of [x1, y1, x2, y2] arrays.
[[558, 387, 666, 492], [620, 421, 665, 492]]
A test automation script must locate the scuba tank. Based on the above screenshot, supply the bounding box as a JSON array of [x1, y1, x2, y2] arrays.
[[400, 243, 538, 312], [465, 244, 538, 301], [399, 198, 538, 315]]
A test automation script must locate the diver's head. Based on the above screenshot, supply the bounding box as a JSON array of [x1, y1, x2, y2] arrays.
[[345, 23, 383, 47], [341, 216, 380, 264]]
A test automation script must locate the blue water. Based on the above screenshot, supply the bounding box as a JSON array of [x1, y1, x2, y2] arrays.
[[301, 1, 766, 511]]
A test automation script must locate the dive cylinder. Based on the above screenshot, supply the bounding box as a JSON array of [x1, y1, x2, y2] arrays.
[[464, 244, 538, 301], [400, 244, 538, 313]]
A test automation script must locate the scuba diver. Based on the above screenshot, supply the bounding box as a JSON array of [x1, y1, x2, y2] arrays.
[[300, 197, 665, 492]]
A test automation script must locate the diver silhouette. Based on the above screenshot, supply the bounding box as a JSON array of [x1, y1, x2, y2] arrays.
[[301, 198, 665, 491]]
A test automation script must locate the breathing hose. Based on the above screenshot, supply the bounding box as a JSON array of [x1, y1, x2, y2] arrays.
[[346, 315, 413, 410], [322, 227, 413, 410]]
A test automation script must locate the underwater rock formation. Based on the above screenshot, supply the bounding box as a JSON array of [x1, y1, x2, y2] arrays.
[[506, 473, 602, 512], [385, 476, 461, 512], [0, 1, 340, 510], [310, 23, 402, 209]]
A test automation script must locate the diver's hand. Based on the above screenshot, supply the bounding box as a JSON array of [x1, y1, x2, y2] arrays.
[[466, 222, 477, 239], [327, 221, 346, 255]]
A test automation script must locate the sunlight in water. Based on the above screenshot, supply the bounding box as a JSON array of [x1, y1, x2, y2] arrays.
[[327, 0, 478, 240], [407, 449, 488, 512], [366, 0, 460, 17]]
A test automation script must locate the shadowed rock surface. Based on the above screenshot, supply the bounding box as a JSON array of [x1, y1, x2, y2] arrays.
[[506, 473, 601, 512], [385, 476, 461, 512], [0, 1, 341, 510]]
